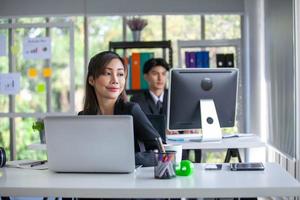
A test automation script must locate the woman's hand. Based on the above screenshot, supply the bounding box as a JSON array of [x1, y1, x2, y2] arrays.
[[166, 130, 179, 135], [183, 129, 199, 134], [166, 129, 199, 135]]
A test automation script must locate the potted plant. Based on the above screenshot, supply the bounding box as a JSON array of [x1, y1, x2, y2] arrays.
[[126, 17, 148, 41], [32, 119, 45, 144]]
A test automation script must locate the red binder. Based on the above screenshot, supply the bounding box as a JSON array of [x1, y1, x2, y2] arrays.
[[131, 53, 141, 90]]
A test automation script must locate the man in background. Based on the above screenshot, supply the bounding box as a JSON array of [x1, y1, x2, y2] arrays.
[[131, 58, 169, 116]]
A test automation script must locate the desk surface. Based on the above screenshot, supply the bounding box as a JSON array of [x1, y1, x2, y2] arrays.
[[168, 135, 265, 150], [28, 135, 264, 151], [0, 163, 299, 198]]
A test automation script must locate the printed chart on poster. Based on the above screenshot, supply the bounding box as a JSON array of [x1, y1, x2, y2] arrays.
[[23, 37, 51, 60], [0, 73, 21, 95]]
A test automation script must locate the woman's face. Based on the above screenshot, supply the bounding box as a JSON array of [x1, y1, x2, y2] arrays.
[[89, 58, 126, 101]]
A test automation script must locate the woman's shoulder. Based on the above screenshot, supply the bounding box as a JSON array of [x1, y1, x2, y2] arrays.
[[122, 101, 140, 110], [115, 100, 141, 114]]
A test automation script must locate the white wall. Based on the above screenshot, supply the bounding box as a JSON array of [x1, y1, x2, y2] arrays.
[[0, 0, 244, 17]]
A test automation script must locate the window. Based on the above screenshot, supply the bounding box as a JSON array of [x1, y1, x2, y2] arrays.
[[205, 15, 241, 40], [166, 15, 201, 67], [0, 14, 242, 161], [126, 15, 162, 41], [89, 16, 122, 58], [0, 18, 77, 159]]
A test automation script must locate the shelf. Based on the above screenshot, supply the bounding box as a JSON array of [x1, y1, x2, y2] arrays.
[[177, 39, 242, 68], [109, 41, 172, 50], [109, 40, 173, 68]]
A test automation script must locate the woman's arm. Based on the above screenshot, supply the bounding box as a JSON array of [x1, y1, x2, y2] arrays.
[[130, 103, 161, 150]]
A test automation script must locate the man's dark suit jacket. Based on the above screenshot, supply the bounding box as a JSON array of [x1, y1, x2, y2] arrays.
[[130, 90, 168, 116], [78, 99, 160, 153]]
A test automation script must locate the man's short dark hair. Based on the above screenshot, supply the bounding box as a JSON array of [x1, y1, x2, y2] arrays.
[[143, 58, 170, 74]]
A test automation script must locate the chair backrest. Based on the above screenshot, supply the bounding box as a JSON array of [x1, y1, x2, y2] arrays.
[[146, 114, 166, 143]]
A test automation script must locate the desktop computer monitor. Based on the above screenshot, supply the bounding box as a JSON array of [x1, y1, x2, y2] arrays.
[[167, 68, 238, 141]]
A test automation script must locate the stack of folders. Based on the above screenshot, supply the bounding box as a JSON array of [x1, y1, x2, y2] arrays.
[[185, 51, 210, 68]]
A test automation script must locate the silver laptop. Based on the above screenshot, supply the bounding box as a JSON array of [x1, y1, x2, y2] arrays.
[[44, 115, 135, 173]]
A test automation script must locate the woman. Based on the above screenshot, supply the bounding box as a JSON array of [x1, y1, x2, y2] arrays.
[[79, 51, 162, 159]]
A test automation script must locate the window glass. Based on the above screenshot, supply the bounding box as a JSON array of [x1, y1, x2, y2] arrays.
[[49, 26, 71, 112], [166, 15, 201, 67], [14, 27, 47, 113], [126, 15, 162, 42], [0, 18, 9, 24], [0, 118, 10, 159], [17, 17, 46, 24], [120, 16, 164, 60], [205, 15, 241, 39], [16, 117, 47, 160], [50, 17, 85, 112], [0, 29, 9, 112], [9, 19, 79, 113], [88, 16, 122, 58]]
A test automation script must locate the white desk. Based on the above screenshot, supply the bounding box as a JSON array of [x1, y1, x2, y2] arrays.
[[28, 135, 264, 151], [168, 135, 264, 150], [0, 163, 299, 198]]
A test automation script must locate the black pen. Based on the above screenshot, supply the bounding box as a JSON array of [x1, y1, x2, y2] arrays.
[[30, 160, 47, 167]]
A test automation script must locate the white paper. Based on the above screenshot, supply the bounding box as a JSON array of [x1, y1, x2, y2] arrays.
[[0, 35, 6, 56], [6, 160, 48, 170], [0, 73, 21, 95], [205, 164, 218, 169], [23, 37, 51, 59]]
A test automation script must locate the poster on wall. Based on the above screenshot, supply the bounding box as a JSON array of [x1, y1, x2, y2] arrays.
[[0, 73, 21, 95], [0, 35, 6, 56], [23, 37, 51, 60]]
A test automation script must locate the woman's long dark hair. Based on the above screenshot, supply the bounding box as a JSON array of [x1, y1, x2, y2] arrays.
[[82, 51, 128, 114]]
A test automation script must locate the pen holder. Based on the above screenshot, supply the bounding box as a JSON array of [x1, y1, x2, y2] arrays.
[[154, 151, 176, 179]]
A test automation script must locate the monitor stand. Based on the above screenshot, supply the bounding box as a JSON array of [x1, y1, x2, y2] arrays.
[[199, 99, 222, 142]]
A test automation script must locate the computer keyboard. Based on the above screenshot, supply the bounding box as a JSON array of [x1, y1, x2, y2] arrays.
[[167, 134, 202, 142], [167, 133, 255, 142], [222, 133, 254, 139]]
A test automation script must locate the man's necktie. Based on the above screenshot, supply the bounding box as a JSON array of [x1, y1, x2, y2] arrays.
[[156, 100, 163, 114]]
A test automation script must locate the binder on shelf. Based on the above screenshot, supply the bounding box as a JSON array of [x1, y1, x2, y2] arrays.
[[131, 53, 141, 90], [185, 52, 190, 67], [185, 52, 196, 68], [140, 52, 154, 89], [216, 53, 235, 68], [226, 53, 234, 68], [216, 54, 226, 68], [196, 51, 209, 68]]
